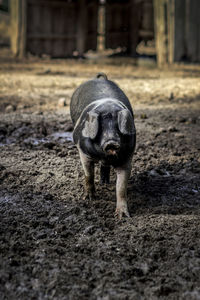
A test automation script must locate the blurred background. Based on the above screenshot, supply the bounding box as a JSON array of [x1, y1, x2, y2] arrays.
[[0, 0, 200, 65]]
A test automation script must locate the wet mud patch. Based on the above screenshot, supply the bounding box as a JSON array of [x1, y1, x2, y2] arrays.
[[0, 103, 200, 299]]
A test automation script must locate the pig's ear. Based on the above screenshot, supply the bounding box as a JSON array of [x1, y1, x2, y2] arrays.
[[82, 111, 99, 139], [118, 109, 136, 135]]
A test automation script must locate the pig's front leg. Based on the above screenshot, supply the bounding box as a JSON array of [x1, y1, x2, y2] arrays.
[[115, 162, 132, 219], [78, 148, 95, 200]]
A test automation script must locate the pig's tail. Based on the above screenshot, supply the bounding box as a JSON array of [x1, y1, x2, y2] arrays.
[[96, 72, 108, 80]]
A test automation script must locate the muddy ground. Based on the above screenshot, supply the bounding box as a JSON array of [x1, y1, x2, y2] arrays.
[[0, 54, 200, 299]]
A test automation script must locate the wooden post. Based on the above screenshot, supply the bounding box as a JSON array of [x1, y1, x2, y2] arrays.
[[153, 0, 169, 66], [76, 0, 87, 57], [10, 0, 27, 57], [167, 0, 175, 64], [128, 0, 141, 56]]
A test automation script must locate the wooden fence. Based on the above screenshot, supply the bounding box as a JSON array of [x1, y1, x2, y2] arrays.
[[11, 0, 98, 58], [10, 0, 200, 63]]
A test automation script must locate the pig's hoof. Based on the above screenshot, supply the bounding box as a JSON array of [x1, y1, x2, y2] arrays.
[[115, 206, 130, 220]]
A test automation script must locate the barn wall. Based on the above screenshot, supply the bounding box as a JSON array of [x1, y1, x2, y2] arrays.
[[11, 0, 154, 58], [26, 0, 98, 57], [105, 0, 130, 49], [85, 0, 98, 51], [0, 10, 10, 46], [26, 0, 77, 57], [105, 0, 154, 55], [11, 0, 98, 58], [11, 0, 199, 63], [185, 0, 200, 62]]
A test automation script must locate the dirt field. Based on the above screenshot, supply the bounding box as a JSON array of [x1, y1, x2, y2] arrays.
[[0, 55, 200, 299]]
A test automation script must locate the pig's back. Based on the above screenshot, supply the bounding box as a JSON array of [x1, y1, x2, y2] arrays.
[[70, 77, 133, 124]]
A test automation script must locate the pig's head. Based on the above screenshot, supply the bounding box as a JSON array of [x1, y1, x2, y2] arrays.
[[80, 99, 136, 158]]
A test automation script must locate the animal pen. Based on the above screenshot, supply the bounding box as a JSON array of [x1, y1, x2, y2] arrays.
[[9, 0, 200, 64]]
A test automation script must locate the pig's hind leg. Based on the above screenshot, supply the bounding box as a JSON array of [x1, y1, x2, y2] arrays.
[[79, 148, 95, 200], [100, 164, 110, 184]]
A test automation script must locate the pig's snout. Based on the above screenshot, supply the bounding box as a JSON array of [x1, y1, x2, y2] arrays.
[[103, 140, 120, 156]]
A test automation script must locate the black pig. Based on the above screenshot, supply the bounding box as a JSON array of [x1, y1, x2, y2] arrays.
[[70, 73, 136, 218]]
